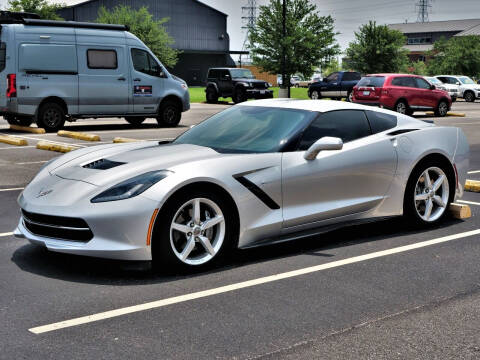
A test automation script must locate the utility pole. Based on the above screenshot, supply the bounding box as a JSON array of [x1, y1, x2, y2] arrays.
[[240, 0, 257, 66], [416, 0, 432, 23]]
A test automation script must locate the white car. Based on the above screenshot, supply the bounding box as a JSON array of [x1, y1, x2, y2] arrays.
[[436, 75, 480, 102], [425, 77, 458, 102]]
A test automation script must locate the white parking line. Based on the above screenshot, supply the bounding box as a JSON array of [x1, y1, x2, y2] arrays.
[[0, 232, 13, 237], [0, 187, 24, 192], [458, 200, 480, 206], [29, 228, 480, 335], [16, 161, 48, 165], [468, 170, 480, 174]]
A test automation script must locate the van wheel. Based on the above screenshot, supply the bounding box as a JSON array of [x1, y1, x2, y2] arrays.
[[206, 87, 218, 103], [125, 117, 146, 126], [37, 103, 65, 132], [157, 100, 181, 127]]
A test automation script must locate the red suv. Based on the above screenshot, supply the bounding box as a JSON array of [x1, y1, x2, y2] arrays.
[[352, 74, 451, 117]]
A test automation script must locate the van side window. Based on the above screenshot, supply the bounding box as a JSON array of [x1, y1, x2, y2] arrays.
[[87, 50, 117, 69], [0, 43, 6, 73], [131, 49, 161, 77]]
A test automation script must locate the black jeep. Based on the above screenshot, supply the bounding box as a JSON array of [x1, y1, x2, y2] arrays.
[[205, 68, 273, 104]]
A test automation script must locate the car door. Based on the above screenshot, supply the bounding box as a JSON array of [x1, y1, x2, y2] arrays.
[[281, 110, 397, 230], [130, 48, 165, 114], [414, 77, 437, 108], [218, 70, 233, 97], [78, 46, 129, 114], [321, 72, 340, 97]]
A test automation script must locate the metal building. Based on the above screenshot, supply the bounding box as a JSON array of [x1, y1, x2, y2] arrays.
[[58, 0, 237, 85]]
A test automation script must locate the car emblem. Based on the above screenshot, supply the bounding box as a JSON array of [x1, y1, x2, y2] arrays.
[[36, 189, 53, 198]]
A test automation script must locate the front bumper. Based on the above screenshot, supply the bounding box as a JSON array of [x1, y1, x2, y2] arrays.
[[246, 89, 274, 99], [15, 193, 159, 261]]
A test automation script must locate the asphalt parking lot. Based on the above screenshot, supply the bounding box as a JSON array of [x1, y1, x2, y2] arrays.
[[1, 101, 480, 359]]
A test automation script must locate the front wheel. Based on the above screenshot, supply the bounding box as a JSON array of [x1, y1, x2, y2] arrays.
[[157, 100, 181, 127], [404, 162, 452, 226], [152, 189, 237, 271], [435, 100, 449, 117], [206, 87, 218, 103], [233, 89, 246, 104], [36, 102, 66, 132], [310, 90, 320, 100], [347, 91, 353, 102], [395, 100, 409, 115]]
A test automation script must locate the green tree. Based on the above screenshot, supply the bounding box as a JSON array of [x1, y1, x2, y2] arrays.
[[248, 0, 340, 85], [408, 60, 428, 75], [8, 0, 65, 20], [346, 21, 409, 74], [322, 57, 341, 76], [427, 36, 480, 77], [96, 6, 179, 68]]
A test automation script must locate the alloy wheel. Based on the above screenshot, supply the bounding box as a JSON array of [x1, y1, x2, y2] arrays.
[[396, 102, 407, 114], [164, 106, 177, 125], [414, 167, 449, 222], [438, 101, 448, 116], [170, 198, 225, 266], [311, 91, 319, 100], [44, 108, 61, 128]]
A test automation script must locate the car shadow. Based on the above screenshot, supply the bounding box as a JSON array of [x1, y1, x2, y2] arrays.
[[11, 216, 465, 286]]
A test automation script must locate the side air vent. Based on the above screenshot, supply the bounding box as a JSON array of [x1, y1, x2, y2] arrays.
[[387, 129, 419, 136], [83, 159, 125, 170]]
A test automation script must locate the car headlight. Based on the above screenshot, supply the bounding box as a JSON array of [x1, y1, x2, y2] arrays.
[[268, 83, 272, 87], [91, 170, 172, 203]]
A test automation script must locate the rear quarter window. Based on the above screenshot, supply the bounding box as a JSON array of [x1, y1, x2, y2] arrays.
[[365, 110, 397, 134], [19, 44, 77, 73]]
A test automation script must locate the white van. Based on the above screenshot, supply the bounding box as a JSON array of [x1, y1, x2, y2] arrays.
[[0, 12, 190, 131]]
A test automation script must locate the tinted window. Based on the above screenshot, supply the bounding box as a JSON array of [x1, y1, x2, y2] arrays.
[[174, 106, 315, 153], [131, 49, 161, 77], [438, 77, 457, 85], [343, 72, 361, 81], [365, 110, 397, 134], [220, 70, 230, 79], [0, 43, 6, 73], [415, 77, 431, 89], [208, 69, 218, 78], [298, 110, 371, 150], [87, 50, 117, 69], [356, 76, 385, 87], [392, 77, 416, 88], [326, 72, 339, 82]]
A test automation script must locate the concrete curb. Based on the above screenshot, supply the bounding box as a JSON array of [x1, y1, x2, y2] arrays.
[[10, 125, 46, 134], [0, 134, 28, 146], [113, 137, 143, 143], [425, 111, 466, 117], [57, 130, 101, 142], [36, 141, 79, 153], [449, 203, 471, 219], [465, 179, 480, 192]]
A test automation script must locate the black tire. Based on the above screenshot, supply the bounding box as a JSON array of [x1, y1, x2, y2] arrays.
[[36, 102, 65, 132], [464, 91, 475, 102], [233, 88, 246, 104], [206, 87, 218, 104], [157, 100, 181, 127], [395, 100, 409, 115], [152, 188, 238, 272], [403, 159, 454, 226], [434, 100, 449, 117], [125, 117, 146, 126], [347, 91, 353, 102], [310, 90, 321, 100], [5, 115, 33, 127]]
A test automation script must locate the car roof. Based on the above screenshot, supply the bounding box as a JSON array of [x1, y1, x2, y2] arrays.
[[238, 99, 387, 113], [365, 73, 421, 78]]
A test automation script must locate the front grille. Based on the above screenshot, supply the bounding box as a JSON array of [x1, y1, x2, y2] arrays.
[[22, 209, 93, 242], [253, 82, 268, 89]]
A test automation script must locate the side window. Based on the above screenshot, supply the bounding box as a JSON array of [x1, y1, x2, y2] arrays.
[[437, 77, 447, 83], [220, 70, 230, 79], [208, 69, 218, 78], [131, 48, 161, 77], [391, 77, 404, 86], [352, 72, 361, 80], [415, 77, 431, 89], [87, 49, 117, 69], [343, 73, 352, 81], [0, 43, 6, 73], [404, 77, 417, 88], [298, 110, 371, 150], [448, 77, 458, 84], [326, 73, 339, 82], [365, 110, 397, 134]]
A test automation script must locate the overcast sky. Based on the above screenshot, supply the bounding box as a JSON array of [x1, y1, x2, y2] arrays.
[[3, 0, 480, 53]]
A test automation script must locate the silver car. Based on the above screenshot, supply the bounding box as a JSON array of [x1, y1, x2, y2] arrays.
[[15, 100, 469, 270]]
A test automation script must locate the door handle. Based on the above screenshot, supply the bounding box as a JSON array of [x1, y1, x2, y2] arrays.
[[133, 78, 141, 82], [118, 77, 126, 81]]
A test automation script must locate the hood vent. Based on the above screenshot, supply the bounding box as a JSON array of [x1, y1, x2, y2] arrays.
[[83, 158, 126, 170]]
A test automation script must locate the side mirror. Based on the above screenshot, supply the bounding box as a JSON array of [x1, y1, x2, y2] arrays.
[[430, 84, 436, 90], [456, 82, 461, 85], [159, 70, 166, 78], [304, 137, 343, 161], [223, 74, 231, 80]]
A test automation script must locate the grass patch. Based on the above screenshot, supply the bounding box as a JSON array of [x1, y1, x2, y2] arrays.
[[188, 87, 309, 103]]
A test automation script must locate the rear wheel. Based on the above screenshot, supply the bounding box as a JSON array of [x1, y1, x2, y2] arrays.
[[395, 100, 409, 115], [206, 87, 218, 103], [464, 91, 475, 102], [152, 189, 237, 271], [310, 90, 320, 100], [36, 102, 65, 132], [404, 161, 452, 226], [125, 117, 146, 126], [157, 100, 181, 127], [435, 100, 449, 117], [347, 91, 353, 102]]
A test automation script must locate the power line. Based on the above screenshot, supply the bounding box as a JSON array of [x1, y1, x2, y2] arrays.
[[240, 0, 257, 63], [416, 0, 432, 22]]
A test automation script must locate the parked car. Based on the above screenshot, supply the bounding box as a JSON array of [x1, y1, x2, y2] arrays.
[[352, 74, 451, 117], [435, 75, 480, 102], [424, 76, 458, 102], [277, 75, 300, 87], [308, 71, 361, 102], [0, 12, 189, 132], [206, 68, 273, 104]]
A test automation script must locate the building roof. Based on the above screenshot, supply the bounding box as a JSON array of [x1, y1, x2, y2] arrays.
[[389, 18, 480, 34], [456, 24, 480, 36], [61, 0, 228, 17]]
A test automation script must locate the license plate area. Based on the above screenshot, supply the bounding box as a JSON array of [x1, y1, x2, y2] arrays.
[[363, 91, 370, 96]]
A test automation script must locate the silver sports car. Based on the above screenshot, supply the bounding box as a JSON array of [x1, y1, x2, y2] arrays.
[[15, 99, 469, 269]]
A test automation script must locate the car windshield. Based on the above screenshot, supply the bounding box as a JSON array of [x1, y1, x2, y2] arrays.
[[356, 76, 385, 87], [230, 69, 255, 79], [460, 76, 475, 84], [426, 77, 441, 85], [174, 106, 315, 153]]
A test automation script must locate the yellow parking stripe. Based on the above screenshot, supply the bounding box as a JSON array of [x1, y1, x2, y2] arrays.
[[9, 125, 46, 134], [57, 130, 101, 142], [0, 135, 28, 146], [465, 179, 480, 192], [36, 141, 80, 153], [113, 137, 144, 143]]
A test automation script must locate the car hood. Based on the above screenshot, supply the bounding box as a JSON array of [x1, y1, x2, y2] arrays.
[[234, 78, 267, 84], [461, 84, 480, 90], [50, 142, 222, 187]]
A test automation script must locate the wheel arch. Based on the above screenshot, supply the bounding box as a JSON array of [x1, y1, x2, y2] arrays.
[[395, 97, 409, 107], [36, 96, 68, 117], [159, 94, 183, 113]]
